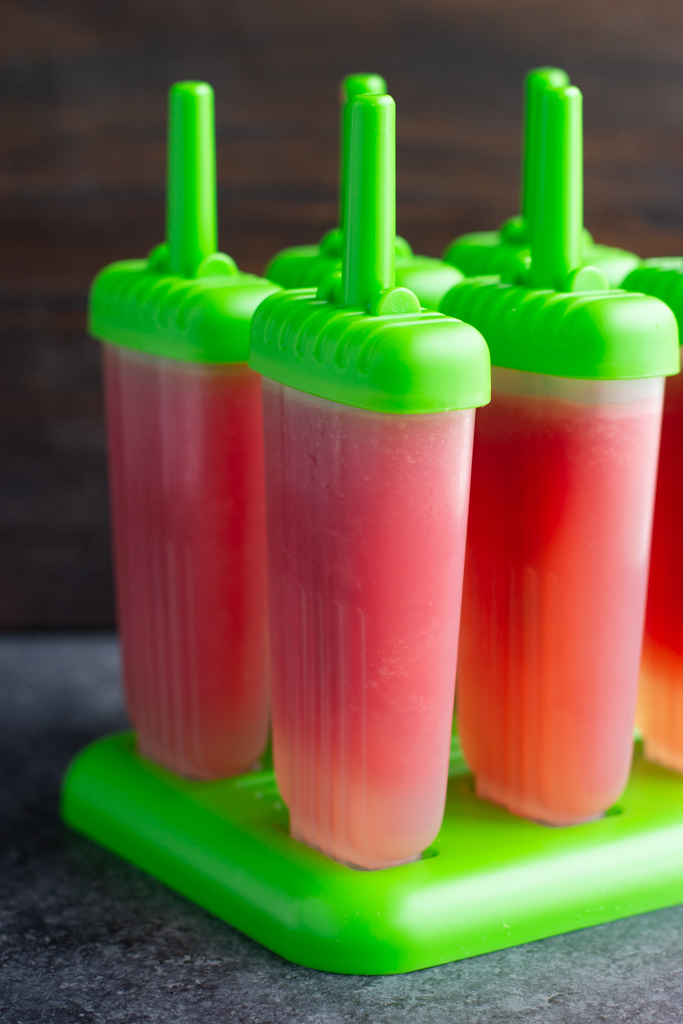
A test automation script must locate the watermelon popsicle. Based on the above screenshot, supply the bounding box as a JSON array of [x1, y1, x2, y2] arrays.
[[621, 261, 683, 771], [251, 94, 489, 869], [265, 73, 463, 310], [458, 369, 664, 823], [639, 373, 683, 770], [90, 82, 280, 778], [440, 82, 678, 825]]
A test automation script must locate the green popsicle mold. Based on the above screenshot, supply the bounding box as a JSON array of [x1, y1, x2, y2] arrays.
[[443, 68, 640, 288], [251, 93, 490, 414], [265, 74, 464, 311], [622, 259, 683, 344], [63, 78, 683, 980], [89, 81, 280, 364], [440, 84, 678, 381], [62, 731, 683, 975]]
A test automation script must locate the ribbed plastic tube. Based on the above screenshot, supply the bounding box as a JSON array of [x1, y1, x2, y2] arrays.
[[103, 345, 269, 779], [263, 381, 474, 869], [458, 368, 664, 825], [639, 371, 683, 771]]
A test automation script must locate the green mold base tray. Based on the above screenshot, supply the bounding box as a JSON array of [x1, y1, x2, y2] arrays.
[[61, 731, 683, 976]]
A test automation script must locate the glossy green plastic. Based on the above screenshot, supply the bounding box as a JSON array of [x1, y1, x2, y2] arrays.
[[62, 731, 683, 975], [622, 259, 683, 343], [440, 276, 678, 380], [89, 81, 280, 363], [251, 94, 489, 414], [443, 68, 640, 288], [265, 74, 463, 310], [439, 85, 678, 381]]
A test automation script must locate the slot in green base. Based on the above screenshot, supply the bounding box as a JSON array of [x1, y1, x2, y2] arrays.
[[61, 732, 683, 975]]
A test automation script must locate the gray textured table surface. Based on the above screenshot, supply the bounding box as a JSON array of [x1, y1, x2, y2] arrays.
[[1, 634, 683, 1023]]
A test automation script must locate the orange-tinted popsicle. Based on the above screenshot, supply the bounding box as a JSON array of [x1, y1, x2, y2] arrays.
[[639, 371, 683, 770], [458, 370, 664, 825]]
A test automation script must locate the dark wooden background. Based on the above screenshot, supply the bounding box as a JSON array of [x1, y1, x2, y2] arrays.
[[2, 0, 683, 627]]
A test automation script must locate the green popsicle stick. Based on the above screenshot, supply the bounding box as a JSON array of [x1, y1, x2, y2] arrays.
[[528, 83, 583, 290], [343, 93, 396, 307], [167, 81, 218, 278], [521, 68, 570, 232], [338, 73, 387, 240], [89, 81, 280, 363]]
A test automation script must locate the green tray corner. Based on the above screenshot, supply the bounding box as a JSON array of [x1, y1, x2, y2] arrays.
[[61, 731, 683, 975]]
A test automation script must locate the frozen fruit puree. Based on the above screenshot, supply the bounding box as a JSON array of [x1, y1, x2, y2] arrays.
[[104, 346, 269, 778], [639, 371, 683, 771], [458, 369, 664, 825], [263, 382, 474, 867]]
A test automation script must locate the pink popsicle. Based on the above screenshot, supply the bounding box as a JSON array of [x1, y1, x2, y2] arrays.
[[263, 381, 474, 869], [104, 345, 269, 779]]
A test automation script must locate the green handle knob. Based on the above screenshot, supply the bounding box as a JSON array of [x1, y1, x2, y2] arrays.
[[167, 81, 218, 278], [529, 83, 583, 290], [343, 93, 396, 309], [339, 74, 387, 233], [522, 67, 570, 229], [342, 72, 387, 105]]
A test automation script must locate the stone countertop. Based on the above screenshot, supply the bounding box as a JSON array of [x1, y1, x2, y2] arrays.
[[0, 634, 682, 1024]]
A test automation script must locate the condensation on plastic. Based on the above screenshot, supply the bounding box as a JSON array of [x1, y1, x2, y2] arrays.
[[263, 380, 474, 870], [103, 345, 269, 779], [639, 369, 683, 772], [458, 366, 664, 825]]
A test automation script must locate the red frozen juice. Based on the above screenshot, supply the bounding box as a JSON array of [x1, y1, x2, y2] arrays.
[[263, 381, 475, 869], [104, 345, 269, 779], [457, 368, 664, 825], [639, 370, 683, 770]]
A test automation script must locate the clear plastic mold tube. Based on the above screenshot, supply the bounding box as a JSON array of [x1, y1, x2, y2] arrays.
[[639, 369, 683, 771], [104, 346, 269, 778], [263, 381, 474, 868], [458, 367, 664, 825]]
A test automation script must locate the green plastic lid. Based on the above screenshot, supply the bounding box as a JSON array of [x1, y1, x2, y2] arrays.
[[264, 75, 463, 310], [443, 68, 640, 288], [622, 259, 683, 345], [439, 84, 678, 381], [89, 81, 280, 363], [250, 94, 489, 414]]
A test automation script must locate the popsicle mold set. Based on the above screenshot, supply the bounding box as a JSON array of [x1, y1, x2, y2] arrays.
[[62, 69, 683, 975]]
